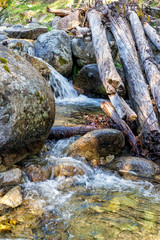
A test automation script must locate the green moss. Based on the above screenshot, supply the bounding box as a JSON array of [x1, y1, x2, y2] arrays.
[[3, 64, 11, 73], [8, 51, 12, 55], [40, 96, 44, 104], [0, 57, 8, 64], [99, 85, 107, 96], [16, 42, 23, 49], [15, 55, 21, 61], [73, 65, 79, 82], [58, 56, 68, 65], [35, 91, 40, 97], [35, 91, 46, 103]]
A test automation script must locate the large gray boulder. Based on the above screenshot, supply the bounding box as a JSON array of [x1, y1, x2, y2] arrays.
[[66, 129, 125, 161], [34, 30, 73, 76], [4, 24, 48, 40], [0, 45, 55, 168]]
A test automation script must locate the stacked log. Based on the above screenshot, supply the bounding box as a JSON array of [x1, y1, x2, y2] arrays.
[[47, 1, 160, 156]]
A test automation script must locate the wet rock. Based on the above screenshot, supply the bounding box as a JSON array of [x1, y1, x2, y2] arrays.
[[0, 168, 22, 186], [91, 155, 115, 167], [0, 186, 22, 208], [53, 163, 84, 178], [0, 45, 55, 168], [4, 24, 48, 40], [0, 38, 35, 55], [35, 30, 73, 76], [74, 64, 107, 98], [108, 156, 160, 180], [66, 129, 125, 161], [26, 165, 52, 182]]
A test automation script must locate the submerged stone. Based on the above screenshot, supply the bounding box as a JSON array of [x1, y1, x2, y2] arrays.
[[66, 129, 125, 160], [53, 163, 84, 178], [26, 165, 52, 182]]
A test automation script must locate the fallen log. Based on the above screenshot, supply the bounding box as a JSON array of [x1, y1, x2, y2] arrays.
[[109, 93, 137, 122], [101, 101, 139, 154], [46, 7, 72, 16], [87, 9, 137, 122], [48, 125, 97, 140], [87, 9, 125, 95], [127, 9, 160, 114], [103, 5, 160, 153], [56, 10, 84, 31], [142, 21, 160, 51]]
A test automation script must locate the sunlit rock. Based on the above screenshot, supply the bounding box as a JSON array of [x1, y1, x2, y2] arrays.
[[26, 165, 52, 182], [66, 129, 125, 160], [0, 168, 22, 186], [34, 30, 73, 76], [0, 186, 22, 208], [53, 162, 84, 178]]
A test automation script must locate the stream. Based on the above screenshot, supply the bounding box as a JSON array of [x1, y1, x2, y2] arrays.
[[1, 68, 160, 240]]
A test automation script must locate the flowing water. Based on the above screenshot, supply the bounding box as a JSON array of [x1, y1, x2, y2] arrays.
[[1, 65, 160, 240]]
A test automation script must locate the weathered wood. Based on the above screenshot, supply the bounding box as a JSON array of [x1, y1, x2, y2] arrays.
[[142, 21, 160, 51], [127, 9, 160, 113], [46, 7, 72, 16], [87, 9, 137, 122], [101, 101, 139, 154], [87, 9, 125, 95], [103, 6, 160, 148], [56, 10, 84, 31], [48, 125, 97, 140], [109, 93, 137, 122]]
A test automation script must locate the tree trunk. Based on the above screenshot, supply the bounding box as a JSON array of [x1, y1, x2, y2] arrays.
[[127, 9, 160, 114], [103, 6, 160, 153], [142, 21, 160, 51], [46, 7, 72, 16], [87, 9, 137, 122], [101, 101, 139, 154], [48, 125, 98, 140]]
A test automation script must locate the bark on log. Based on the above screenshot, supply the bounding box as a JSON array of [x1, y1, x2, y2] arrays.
[[142, 21, 160, 51], [127, 9, 160, 114], [103, 6, 160, 153], [87, 9, 137, 122], [46, 7, 72, 16], [101, 101, 139, 154], [48, 125, 97, 140], [87, 9, 125, 95]]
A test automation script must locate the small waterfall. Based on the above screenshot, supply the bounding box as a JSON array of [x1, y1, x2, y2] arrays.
[[29, 56, 78, 100], [49, 67, 78, 100]]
